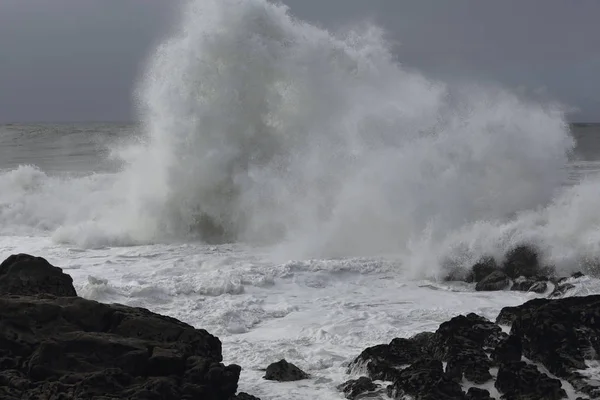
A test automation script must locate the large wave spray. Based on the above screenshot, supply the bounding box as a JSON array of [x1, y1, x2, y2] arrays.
[[122, 0, 573, 254], [4, 0, 598, 277]]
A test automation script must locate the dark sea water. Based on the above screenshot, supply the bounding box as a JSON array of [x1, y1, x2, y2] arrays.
[[0, 123, 134, 174], [2, 122, 599, 181]]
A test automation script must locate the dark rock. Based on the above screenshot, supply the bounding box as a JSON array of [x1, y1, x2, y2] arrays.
[[498, 295, 600, 398], [337, 377, 377, 399], [549, 282, 575, 298], [501, 245, 541, 279], [263, 359, 309, 382], [529, 280, 548, 293], [551, 272, 585, 297], [386, 359, 465, 400], [512, 298, 589, 374], [0, 254, 77, 297], [495, 361, 566, 400], [466, 257, 498, 283], [475, 271, 510, 291], [234, 393, 262, 400], [558, 271, 585, 283], [571, 271, 585, 279], [568, 370, 600, 399], [348, 336, 429, 381], [347, 312, 502, 395], [511, 276, 549, 293], [0, 254, 254, 400], [510, 276, 536, 292], [432, 313, 502, 384], [496, 298, 548, 326], [465, 387, 493, 400], [490, 334, 521, 365], [341, 280, 600, 400]]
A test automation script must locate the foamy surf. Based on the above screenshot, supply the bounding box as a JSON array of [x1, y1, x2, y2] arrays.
[[2, 1, 600, 399], [0, 0, 597, 281]]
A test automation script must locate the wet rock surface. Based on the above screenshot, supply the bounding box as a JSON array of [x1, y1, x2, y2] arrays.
[[342, 288, 600, 399], [337, 376, 378, 399], [465, 387, 493, 400], [0, 253, 77, 297], [457, 245, 592, 295], [475, 270, 510, 291], [386, 359, 465, 399], [263, 359, 309, 382], [0, 254, 258, 400], [495, 361, 566, 400]]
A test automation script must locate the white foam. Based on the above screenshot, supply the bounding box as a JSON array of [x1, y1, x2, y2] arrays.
[[0, 0, 599, 282], [4, 234, 600, 399], [1, 3, 600, 397]]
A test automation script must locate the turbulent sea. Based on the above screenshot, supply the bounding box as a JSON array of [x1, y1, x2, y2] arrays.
[[2, 1, 600, 398]]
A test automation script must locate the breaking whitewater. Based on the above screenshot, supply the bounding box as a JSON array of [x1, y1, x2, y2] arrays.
[[2, 0, 600, 398]]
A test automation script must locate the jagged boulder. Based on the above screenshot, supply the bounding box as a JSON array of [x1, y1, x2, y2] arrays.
[[386, 359, 465, 400], [490, 334, 522, 365], [496, 361, 566, 399], [475, 271, 510, 291], [234, 393, 262, 400], [501, 245, 541, 278], [348, 335, 430, 381], [465, 387, 493, 400], [0, 254, 254, 400], [263, 359, 309, 382], [341, 294, 600, 399], [464, 245, 559, 293], [431, 313, 504, 384], [337, 376, 378, 399], [0, 253, 76, 297], [466, 257, 498, 283]]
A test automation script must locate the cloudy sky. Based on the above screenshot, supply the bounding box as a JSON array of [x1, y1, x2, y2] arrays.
[[0, 0, 598, 123]]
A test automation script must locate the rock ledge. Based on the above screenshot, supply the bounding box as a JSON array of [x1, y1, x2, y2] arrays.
[[0, 253, 258, 400]]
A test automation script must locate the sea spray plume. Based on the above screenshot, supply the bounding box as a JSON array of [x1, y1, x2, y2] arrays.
[[127, 0, 443, 244], [116, 0, 574, 259]]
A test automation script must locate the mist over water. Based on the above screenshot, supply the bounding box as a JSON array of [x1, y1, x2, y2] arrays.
[[125, 0, 573, 254], [2, 0, 599, 277]]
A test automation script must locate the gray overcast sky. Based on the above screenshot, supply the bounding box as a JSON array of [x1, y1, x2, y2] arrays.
[[0, 0, 598, 123]]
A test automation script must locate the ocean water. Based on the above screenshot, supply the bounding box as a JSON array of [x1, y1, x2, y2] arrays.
[[2, 0, 600, 398]]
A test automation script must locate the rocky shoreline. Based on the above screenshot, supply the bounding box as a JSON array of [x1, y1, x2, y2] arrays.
[[1, 249, 598, 400], [337, 245, 600, 400], [0, 254, 259, 399]]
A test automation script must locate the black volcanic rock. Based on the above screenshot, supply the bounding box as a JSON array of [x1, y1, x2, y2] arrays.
[[507, 295, 600, 398], [496, 361, 566, 399], [549, 282, 576, 298], [495, 294, 600, 398], [463, 245, 557, 292], [348, 336, 430, 381], [490, 334, 521, 365], [0, 254, 253, 400], [475, 271, 510, 291], [529, 280, 548, 293], [549, 271, 586, 298], [466, 257, 498, 283], [465, 387, 493, 400], [0, 253, 77, 297], [386, 359, 465, 400], [501, 245, 541, 278], [431, 313, 503, 384], [349, 313, 505, 394], [263, 359, 309, 382], [510, 276, 536, 292], [337, 376, 377, 399], [234, 393, 262, 400], [558, 271, 585, 283], [341, 293, 600, 399]]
